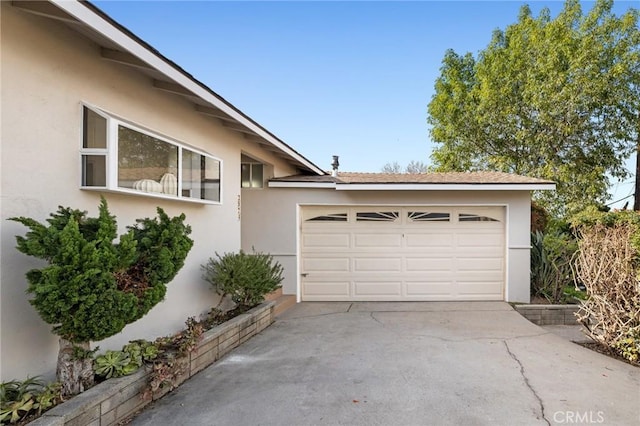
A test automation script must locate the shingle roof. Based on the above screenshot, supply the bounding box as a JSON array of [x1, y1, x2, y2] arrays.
[[270, 171, 555, 185]]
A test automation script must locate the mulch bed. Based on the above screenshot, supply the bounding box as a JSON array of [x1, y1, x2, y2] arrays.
[[578, 341, 639, 368]]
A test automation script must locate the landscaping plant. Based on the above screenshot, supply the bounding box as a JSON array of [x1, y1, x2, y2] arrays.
[[10, 197, 193, 396], [202, 250, 283, 311], [0, 377, 62, 424], [530, 229, 578, 303], [572, 209, 640, 365]]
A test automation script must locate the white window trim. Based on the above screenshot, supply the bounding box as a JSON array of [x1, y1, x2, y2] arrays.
[[80, 102, 223, 205], [241, 161, 264, 189]]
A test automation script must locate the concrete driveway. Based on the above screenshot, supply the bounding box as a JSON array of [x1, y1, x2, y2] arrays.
[[131, 302, 639, 426]]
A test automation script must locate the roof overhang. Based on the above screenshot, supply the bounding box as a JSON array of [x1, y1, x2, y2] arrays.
[[13, 0, 325, 175], [268, 181, 557, 191]]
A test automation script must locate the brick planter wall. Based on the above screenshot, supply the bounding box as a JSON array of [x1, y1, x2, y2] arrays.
[[28, 301, 275, 426], [515, 304, 580, 326]]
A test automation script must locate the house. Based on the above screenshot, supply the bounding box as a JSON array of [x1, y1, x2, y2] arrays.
[[0, 0, 554, 381]]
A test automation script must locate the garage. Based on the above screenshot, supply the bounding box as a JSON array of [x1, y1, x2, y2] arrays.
[[300, 205, 505, 301]]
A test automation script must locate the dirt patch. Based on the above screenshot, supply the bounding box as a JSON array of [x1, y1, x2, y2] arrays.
[[578, 341, 639, 368]]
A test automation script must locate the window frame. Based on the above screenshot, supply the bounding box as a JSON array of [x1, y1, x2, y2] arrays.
[[241, 161, 264, 189], [80, 103, 223, 205]]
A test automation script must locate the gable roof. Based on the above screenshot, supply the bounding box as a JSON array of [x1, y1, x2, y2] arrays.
[[269, 171, 556, 191], [12, 0, 325, 175]]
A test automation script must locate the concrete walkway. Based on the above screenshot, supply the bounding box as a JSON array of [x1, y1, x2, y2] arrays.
[[131, 302, 639, 426]]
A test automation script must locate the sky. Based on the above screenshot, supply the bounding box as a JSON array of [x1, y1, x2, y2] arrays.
[[93, 0, 637, 208]]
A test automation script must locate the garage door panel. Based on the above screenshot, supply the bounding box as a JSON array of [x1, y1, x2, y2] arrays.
[[457, 233, 503, 247], [303, 233, 350, 249], [354, 257, 402, 272], [406, 257, 453, 272], [301, 206, 505, 302], [354, 281, 402, 296], [303, 258, 350, 272], [457, 258, 503, 271], [405, 233, 454, 248], [303, 281, 350, 297], [354, 233, 402, 248], [457, 281, 503, 296], [406, 282, 455, 296]]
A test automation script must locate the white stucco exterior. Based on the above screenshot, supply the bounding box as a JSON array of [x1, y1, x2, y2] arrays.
[[0, 2, 297, 381], [241, 188, 533, 303]]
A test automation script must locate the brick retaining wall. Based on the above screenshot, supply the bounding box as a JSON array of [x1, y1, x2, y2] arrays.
[[29, 301, 275, 426], [515, 304, 580, 326]]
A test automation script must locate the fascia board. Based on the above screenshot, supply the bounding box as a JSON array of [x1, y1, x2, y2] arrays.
[[268, 182, 336, 189], [334, 183, 557, 191], [50, 0, 324, 176]]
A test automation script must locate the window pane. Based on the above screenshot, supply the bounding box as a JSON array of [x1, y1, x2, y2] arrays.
[[183, 149, 220, 202], [82, 155, 106, 186], [306, 213, 348, 222], [241, 163, 251, 188], [408, 212, 450, 222], [83, 107, 107, 149], [459, 213, 499, 222], [117, 126, 178, 194], [251, 163, 263, 188], [356, 212, 399, 222]]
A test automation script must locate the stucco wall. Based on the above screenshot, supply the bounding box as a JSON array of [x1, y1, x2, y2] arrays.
[[0, 3, 296, 380], [241, 187, 532, 302]]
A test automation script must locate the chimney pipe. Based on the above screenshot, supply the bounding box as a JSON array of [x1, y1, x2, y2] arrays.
[[331, 155, 340, 177]]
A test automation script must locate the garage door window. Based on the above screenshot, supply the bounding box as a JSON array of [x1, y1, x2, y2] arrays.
[[306, 213, 348, 222], [408, 212, 450, 222], [459, 213, 500, 222], [356, 211, 399, 222]]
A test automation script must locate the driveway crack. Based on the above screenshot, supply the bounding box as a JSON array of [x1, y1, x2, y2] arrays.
[[504, 341, 550, 426], [370, 312, 384, 325]]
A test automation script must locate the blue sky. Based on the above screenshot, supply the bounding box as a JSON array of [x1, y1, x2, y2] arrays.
[[94, 0, 637, 207]]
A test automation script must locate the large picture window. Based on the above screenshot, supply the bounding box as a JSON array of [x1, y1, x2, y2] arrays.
[[80, 105, 221, 203]]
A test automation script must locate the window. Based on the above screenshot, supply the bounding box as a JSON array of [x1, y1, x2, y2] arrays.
[[81, 105, 221, 203], [306, 213, 348, 222], [356, 211, 399, 222], [241, 162, 263, 188], [408, 212, 450, 222], [459, 213, 499, 222]]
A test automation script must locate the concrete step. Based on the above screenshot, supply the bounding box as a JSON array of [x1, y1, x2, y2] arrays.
[[273, 294, 296, 317]]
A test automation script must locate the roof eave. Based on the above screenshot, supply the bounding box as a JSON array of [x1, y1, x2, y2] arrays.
[[268, 182, 556, 191], [42, 0, 325, 175]]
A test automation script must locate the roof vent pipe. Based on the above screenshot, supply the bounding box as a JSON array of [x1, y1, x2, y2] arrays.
[[331, 155, 340, 177]]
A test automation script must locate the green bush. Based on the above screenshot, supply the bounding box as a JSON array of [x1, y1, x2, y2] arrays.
[[10, 197, 193, 343], [202, 250, 283, 310], [530, 230, 578, 303]]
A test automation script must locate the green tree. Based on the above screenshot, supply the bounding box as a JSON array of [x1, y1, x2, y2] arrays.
[[10, 198, 193, 396], [427, 0, 640, 216], [381, 160, 429, 173]]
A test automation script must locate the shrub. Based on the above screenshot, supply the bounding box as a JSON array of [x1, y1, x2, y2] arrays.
[[10, 197, 193, 395], [202, 250, 283, 311], [572, 209, 640, 364], [530, 230, 578, 303]]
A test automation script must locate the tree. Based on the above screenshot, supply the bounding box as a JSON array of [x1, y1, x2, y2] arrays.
[[10, 198, 193, 396], [381, 160, 429, 174], [427, 0, 640, 216]]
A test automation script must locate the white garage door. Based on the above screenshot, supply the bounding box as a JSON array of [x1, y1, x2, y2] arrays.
[[300, 206, 505, 301]]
